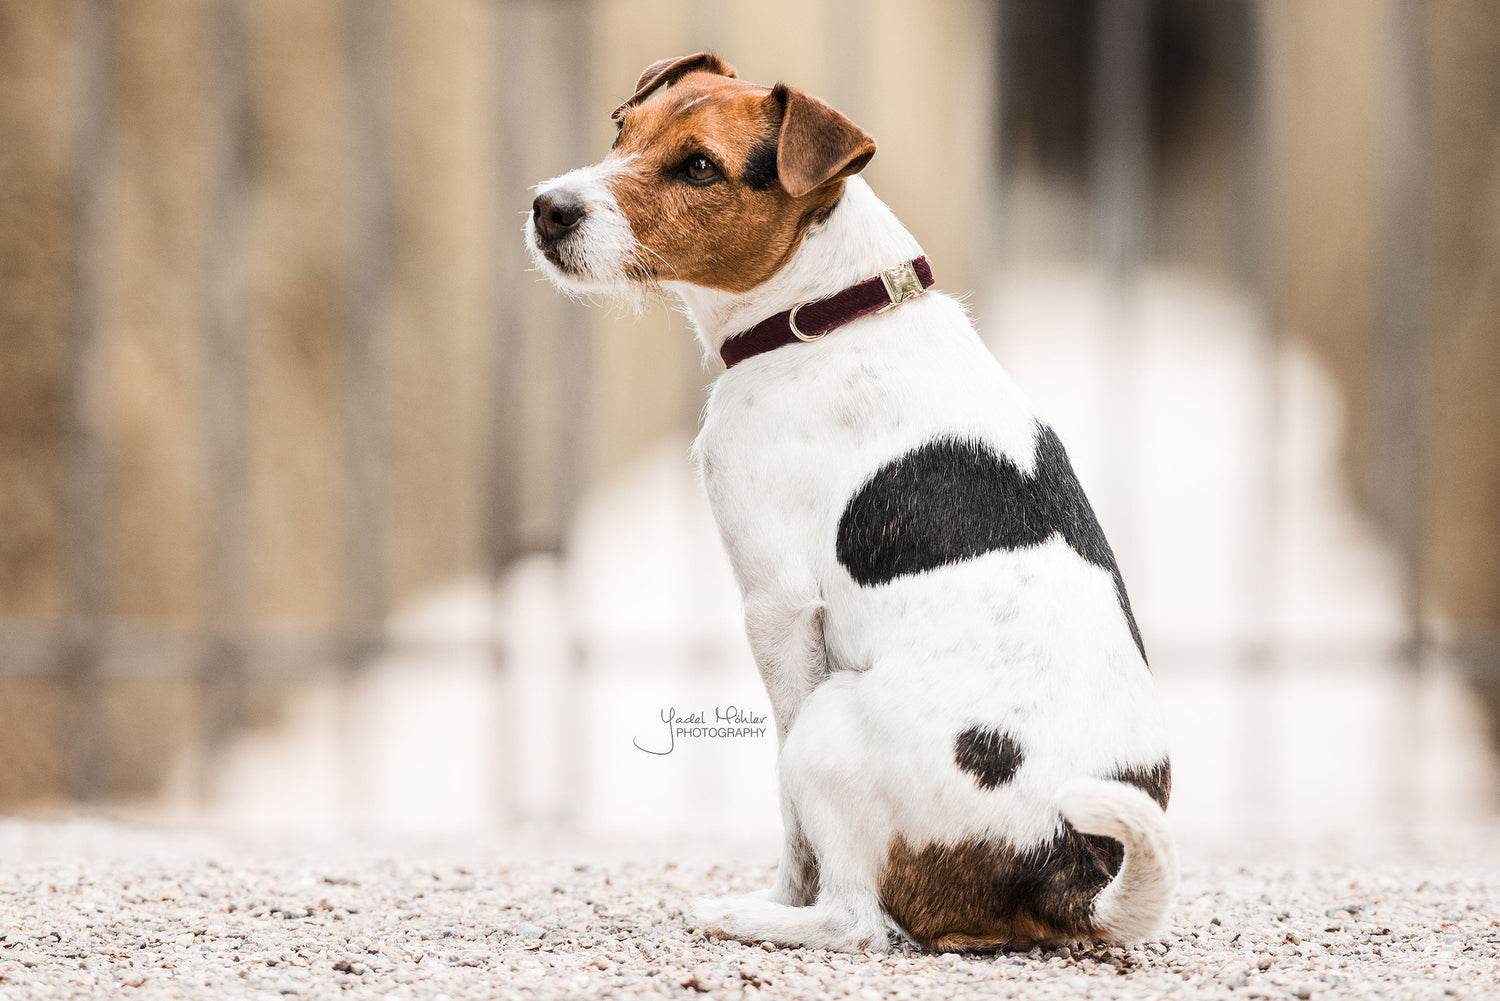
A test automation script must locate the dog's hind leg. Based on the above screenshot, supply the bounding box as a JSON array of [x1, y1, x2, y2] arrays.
[[692, 674, 894, 951]]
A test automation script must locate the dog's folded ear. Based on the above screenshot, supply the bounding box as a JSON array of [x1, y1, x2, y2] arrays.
[[612, 53, 737, 121], [772, 84, 877, 198]]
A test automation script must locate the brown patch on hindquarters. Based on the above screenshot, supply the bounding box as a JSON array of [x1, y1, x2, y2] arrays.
[[879, 830, 1120, 952], [879, 760, 1172, 950], [604, 59, 875, 293]]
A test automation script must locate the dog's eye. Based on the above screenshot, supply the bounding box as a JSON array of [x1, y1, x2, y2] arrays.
[[681, 154, 720, 185], [612, 121, 623, 151]]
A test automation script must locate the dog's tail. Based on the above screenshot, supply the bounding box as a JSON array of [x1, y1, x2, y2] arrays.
[[1053, 776, 1178, 944]]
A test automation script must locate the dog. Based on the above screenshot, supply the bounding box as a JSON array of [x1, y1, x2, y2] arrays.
[[526, 53, 1175, 954]]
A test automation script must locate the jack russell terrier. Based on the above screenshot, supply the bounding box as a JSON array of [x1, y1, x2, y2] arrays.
[[526, 53, 1174, 953]]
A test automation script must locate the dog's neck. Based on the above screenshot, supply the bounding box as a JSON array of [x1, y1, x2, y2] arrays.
[[665, 176, 926, 360]]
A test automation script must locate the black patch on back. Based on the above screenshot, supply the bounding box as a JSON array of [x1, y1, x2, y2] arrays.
[[954, 726, 1025, 789], [835, 427, 1147, 662], [1112, 758, 1171, 810], [742, 133, 779, 191]]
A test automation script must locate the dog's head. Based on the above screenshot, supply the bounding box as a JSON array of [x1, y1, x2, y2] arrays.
[[526, 53, 876, 302]]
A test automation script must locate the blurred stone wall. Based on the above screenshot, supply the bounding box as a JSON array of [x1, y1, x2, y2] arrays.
[[0, 0, 997, 807]]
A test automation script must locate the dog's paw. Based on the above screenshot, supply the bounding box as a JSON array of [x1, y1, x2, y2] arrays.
[[688, 893, 892, 953], [687, 895, 739, 940], [689, 893, 779, 942]]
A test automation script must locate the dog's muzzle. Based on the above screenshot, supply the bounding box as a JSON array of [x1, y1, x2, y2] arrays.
[[525, 167, 639, 294]]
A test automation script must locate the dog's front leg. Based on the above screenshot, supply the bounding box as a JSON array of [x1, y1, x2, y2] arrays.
[[742, 587, 828, 906], [742, 589, 828, 744], [760, 798, 819, 907]]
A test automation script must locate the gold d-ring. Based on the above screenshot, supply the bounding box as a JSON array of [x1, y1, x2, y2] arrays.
[[788, 301, 826, 342]]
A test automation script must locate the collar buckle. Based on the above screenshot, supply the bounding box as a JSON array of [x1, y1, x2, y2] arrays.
[[874, 260, 924, 313]]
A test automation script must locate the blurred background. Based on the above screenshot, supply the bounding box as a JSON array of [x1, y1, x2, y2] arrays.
[[1, 0, 1498, 852]]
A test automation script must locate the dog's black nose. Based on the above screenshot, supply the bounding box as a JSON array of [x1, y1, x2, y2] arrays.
[[532, 190, 586, 242]]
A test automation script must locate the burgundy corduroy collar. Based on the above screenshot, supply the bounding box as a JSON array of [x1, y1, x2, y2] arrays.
[[718, 257, 934, 369]]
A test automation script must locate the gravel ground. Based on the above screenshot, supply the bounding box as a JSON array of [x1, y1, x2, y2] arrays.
[[1, 819, 1497, 1000]]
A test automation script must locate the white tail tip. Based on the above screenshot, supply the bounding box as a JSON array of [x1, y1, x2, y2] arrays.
[[1054, 776, 1178, 944]]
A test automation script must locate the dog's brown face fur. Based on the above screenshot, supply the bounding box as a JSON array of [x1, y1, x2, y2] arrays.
[[604, 54, 875, 293]]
